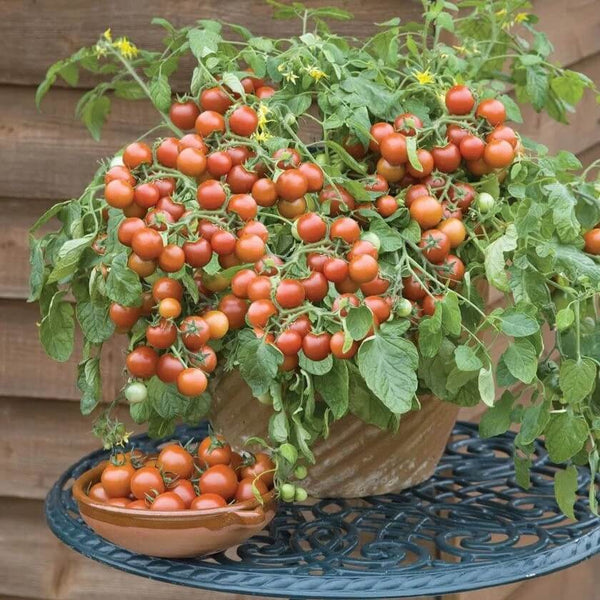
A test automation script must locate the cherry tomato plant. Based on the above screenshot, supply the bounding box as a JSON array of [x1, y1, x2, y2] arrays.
[[31, 1, 600, 515]]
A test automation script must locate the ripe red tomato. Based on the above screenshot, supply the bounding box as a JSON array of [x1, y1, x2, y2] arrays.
[[330, 330, 358, 359], [301, 272, 328, 303], [432, 144, 461, 173], [349, 255, 379, 283], [438, 218, 467, 248], [360, 275, 390, 296], [157, 444, 195, 479], [365, 174, 389, 194], [152, 277, 183, 302], [101, 460, 135, 498], [127, 346, 159, 379], [319, 186, 355, 215], [156, 353, 185, 383], [198, 434, 232, 467], [206, 150, 232, 177], [247, 276, 272, 301], [131, 184, 158, 210], [131, 466, 165, 500], [459, 135, 485, 161], [273, 147, 301, 169], [409, 195, 443, 229], [275, 329, 303, 355], [252, 178, 278, 207], [235, 477, 268, 502], [446, 124, 469, 146], [109, 303, 141, 331], [144, 208, 174, 231], [235, 234, 266, 262], [170, 479, 196, 508], [466, 158, 493, 176], [275, 279, 306, 308], [419, 229, 451, 264], [445, 85, 475, 115], [422, 294, 444, 317], [332, 293, 360, 316], [156, 137, 180, 168], [365, 295, 391, 324], [380, 133, 408, 165], [436, 254, 466, 285], [343, 137, 366, 159], [196, 179, 226, 210], [288, 315, 312, 338], [483, 139, 515, 168], [217, 295, 248, 329], [105, 165, 135, 186], [200, 464, 239, 500], [278, 197, 307, 219], [231, 269, 258, 298], [156, 196, 185, 221], [227, 165, 258, 194], [146, 320, 177, 349], [376, 158, 405, 183], [487, 125, 518, 148], [323, 257, 349, 283], [476, 98, 506, 126], [123, 142, 152, 169], [177, 147, 207, 176], [183, 239, 212, 268], [449, 182, 476, 211], [298, 162, 324, 192], [584, 228, 600, 254], [255, 86, 276, 99], [369, 122, 395, 152], [150, 491, 187, 511], [169, 100, 200, 130], [210, 229, 236, 255], [240, 452, 275, 488], [330, 217, 361, 244], [276, 169, 308, 201], [180, 315, 210, 351], [402, 274, 428, 301], [195, 110, 226, 136], [296, 212, 327, 243], [158, 244, 185, 272], [88, 483, 109, 503], [394, 112, 423, 136], [180, 133, 208, 152], [407, 149, 434, 178], [302, 332, 332, 361], [190, 493, 227, 510], [105, 179, 134, 209], [405, 184, 429, 208], [375, 194, 398, 217], [229, 105, 259, 136], [127, 253, 157, 278], [247, 299, 278, 327], [177, 367, 208, 396], [191, 345, 218, 373], [200, 86, 233, 114], [228, 194, 258, 221]]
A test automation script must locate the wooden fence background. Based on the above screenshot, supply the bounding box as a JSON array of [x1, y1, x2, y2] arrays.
[[1, 1, 600, 598]]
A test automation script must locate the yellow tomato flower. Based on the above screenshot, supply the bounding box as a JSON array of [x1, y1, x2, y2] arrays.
[[113, 36, 139, 60], [514, 12, 529, 24], [283, 71, 298, 84], [495, 8, 507, 17], [103, 28, 112, 42], [307, 67, 327, 81], [253, 130, 272, 143], [93, 43, 108, 58], [414, 69, 434, 85]]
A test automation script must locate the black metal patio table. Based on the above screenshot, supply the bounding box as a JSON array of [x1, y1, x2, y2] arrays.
[[45, 421, 600, 599]]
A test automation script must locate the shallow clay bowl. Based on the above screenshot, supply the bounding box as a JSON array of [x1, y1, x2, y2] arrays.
[[72, 461, 277, 558]]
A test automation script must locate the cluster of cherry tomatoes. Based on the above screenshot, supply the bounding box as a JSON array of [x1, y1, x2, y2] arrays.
[[100, 77, 521, 399], [88, 434, 276, 511]]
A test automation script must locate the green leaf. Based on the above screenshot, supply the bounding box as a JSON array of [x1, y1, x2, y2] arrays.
[[76, 298, 115, 344], [81, 95, 111, 141], [441, 291, 461, 336], [312, 6, 352, 20], [130, 400, 152, 424], [556, 307, 575, 331], [40, 291, 74, 362], [78, 357, 101, 415], [514, 455, 532, 489], [346, 106, 372, 147], [28, 237, 45, 302], [105, 253, 143, 307], [551, 70, 589, 106], [418, 308, 442, 358], [29, 201, 70, 232], [406, 135, 422, 172], [502, 339, 538, 384], [517, 401, 550, 446], [499, 308, 540, 337], [525, 67, 549, 111], [479, 391, 513, 438], [545, 412, 589, 463], [147, 377, 188, 420], [478, 365, 496, 407], [553, 243, 600, 286], [498, 94, 522, 123], [183, 393, 211, 424], [454, 345, 482, 371], [435, 11, 454, 32], [559, 358, 597, 404], [314, 359, 349, 419], [324, 140, 367, 174], [113, 81, 146, 100], [299, 351, 333, 375], [554, 465, 578, 520], [221, 72, 245, 98], [545, 183, 580, 242], [238, 334, 283, 395], [149, 74, 172, 112], [368, 216, 405, 251], [47, 234, 95, 283], [346, 305, 372, 341], [484, 224, 518, 292], [268, 411, 289, 443], [358, 330, 418, 414], [188, 28, 221, 58]]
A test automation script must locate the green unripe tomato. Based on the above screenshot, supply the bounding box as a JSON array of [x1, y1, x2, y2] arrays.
[[294, 486, 308, 502], [476, 192, 495, 213], [360, 231, 381, 251], [291, 220, 301, 241], [280, 483, 296, 502], [314, 153, 328, 167], [294, 465, 308, 480], [256, 393, 272, 405], [396, 298, 413, 318], [125, 382, 147, 404]]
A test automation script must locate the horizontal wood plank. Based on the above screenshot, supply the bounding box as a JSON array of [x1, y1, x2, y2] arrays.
[[1, 0, 598, 90], [0, 299, 126, 401]]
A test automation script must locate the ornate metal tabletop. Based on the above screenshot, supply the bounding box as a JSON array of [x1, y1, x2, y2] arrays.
[[45, 422, 600, 599]]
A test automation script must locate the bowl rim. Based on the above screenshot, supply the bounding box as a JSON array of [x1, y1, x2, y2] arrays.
[[73, 461, 276, 521]]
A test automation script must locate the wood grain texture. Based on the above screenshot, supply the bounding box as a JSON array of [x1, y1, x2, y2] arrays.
[[1, 0, 598, 89], [0, 299, 126, 401]]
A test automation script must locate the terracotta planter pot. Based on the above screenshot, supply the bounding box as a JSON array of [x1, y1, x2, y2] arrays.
[[210, 370, 459, 498]]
